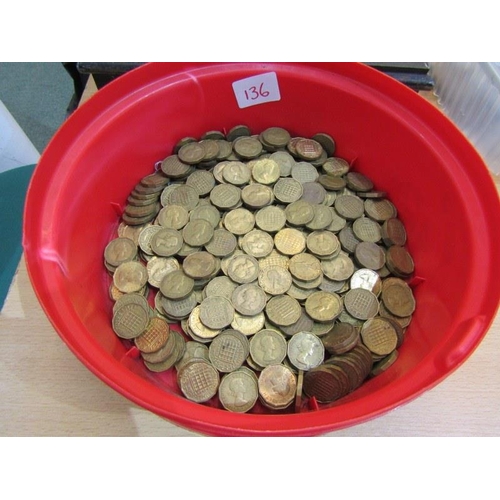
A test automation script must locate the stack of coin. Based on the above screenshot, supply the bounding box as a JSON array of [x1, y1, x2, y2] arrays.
[[103, 124, 417, 414]]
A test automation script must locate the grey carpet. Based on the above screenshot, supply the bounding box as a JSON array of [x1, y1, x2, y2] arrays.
[[0, 62, 74, 154]]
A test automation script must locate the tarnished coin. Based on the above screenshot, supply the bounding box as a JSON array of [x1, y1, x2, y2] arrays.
[[134, 316, 170, 353], [312, 132, 336, 156], [354, 241, 386, 270], [138, 225, 163, 255], [385, 245, 415, 278], [210, 184, 241, 209], [150, 228, 184, 257], [227, 253, 259, 284], [233, 136, 263, 159], [160, 155, 193, 179], [104, 237, 137, 268], [199, 296, 235, 329], [232, 283, 267, 316], [205, 228, 237, 257], [327, 208, 347, 233], [305, 204, 334, 230], [364, 198, 397, 222], [274, 228, 306, 256], [306, 230, 340, 257], [305, 291, 343, 323], [252, 159, 281, 185], [222, 161, 251, 185], [223, 208, 255, 235], [182, 219, 214, 247], [287, 331, 325, 371], [157, 205, 190, 230], [266, 295, 302, 327], [360, 317, 398, 356], [117, 222, 150, 245], [334, 194, 365, 220], [204, 275, 238, 300], [112, 302, 149, 339], [301, 181, 327, 204], [291, 162, 319, 184], [178, 141, 206, 164], [294, 138, 323, 161], [352, 216, 382, 243], [322, 322, 360, 355], [241, 184, 274, 209], [303, 364, 350, 403], [318, 174, 347, 192], [381, 218, 407, 247], [381, 279, 416, 317], [273, 178, 303, 204], [321, 252, 355, 281], [344, 288, 379, 320], [258, 249, 290, 272], [186, 170, 216, 196], [346, 171, 374, 192], [183, 251, 217, 279], [187, 305, 221, 340], [231, 311, 265, 336], [270, 151, 296, 177], [143, 330, 186, 371], [255, 205, 286, 232], [258, 265, 292, 295], [250, 329, 287, 367], [261, 126, 291, 148], [289, 253, 322, 282], [175, 341, 210, 371], [338, 225, 361, 253], [159, 269, 194, 300], [209, 330, 249, 373], [113, 292, 150, 316], [258, 364, 297, 410], [240, 229, 274, 258], [113, 261, 148, 293], [177, 359, 220, 403], [161, 291, 197, 319], [189, 204, 221, 228], [166, 185, 199, 211], [370, 350, 399, 377], [199, 139, 220, 161], [322, 157, 350, 177], [219, 370, 259, 413], [279, 308, 314, 336]]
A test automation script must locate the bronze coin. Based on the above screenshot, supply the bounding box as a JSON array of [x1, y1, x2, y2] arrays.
[[303, 365, 350, 403], [386, 245, 415, 278], [360, 317, 398, 356], [346, 171, 374, 192], [322, 323, 360, 355], [381, 218, 407, 246]]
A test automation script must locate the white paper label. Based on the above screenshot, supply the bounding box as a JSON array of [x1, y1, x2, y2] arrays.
[[232, 72, 281, 109]]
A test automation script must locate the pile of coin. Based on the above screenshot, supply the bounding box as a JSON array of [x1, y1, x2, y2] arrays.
[[103, 125, 416, 413]]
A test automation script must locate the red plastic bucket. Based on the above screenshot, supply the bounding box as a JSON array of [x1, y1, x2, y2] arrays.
[[23, 63, 500, 436]]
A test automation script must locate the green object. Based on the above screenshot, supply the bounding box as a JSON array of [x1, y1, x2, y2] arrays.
[[0, 164, 36, 310]]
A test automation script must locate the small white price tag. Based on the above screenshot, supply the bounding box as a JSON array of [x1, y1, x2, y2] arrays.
[[232, 72, 281, 109]]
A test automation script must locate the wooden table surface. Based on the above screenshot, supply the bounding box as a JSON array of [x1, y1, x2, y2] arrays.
[[1, 82, 499, 437]]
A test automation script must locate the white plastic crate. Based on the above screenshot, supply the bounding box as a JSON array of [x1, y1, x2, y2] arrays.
[[429, 62, 500, 175]]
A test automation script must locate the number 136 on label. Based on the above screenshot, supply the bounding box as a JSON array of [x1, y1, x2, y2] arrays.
[[232, 72, 281, 109]]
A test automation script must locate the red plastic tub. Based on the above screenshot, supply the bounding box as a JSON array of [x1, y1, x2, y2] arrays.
[[23, 63, 500, 436]]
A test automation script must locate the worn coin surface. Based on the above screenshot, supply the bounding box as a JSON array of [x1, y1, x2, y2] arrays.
[[177, 359, 220, 403], [287, 332, 325, 371], [219, 370, 259, 413], [150, 228, 184, 257], [289, 253, 322, 282], [199, 296, 235, 329], [305, 291, 343, 322], [344, 288, 379, 320], [274, 228, 306, 256], [113, 261, 148, 293], [266, 294, 302, 326], [232, 283, 267, 316], [258, 265, 292, 295], [258, 364, 297, 410], [209, 330, 248, 373], [159, 269, 194, 300], [250, 329, 287, 367], [104, 237, 138, 268]]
